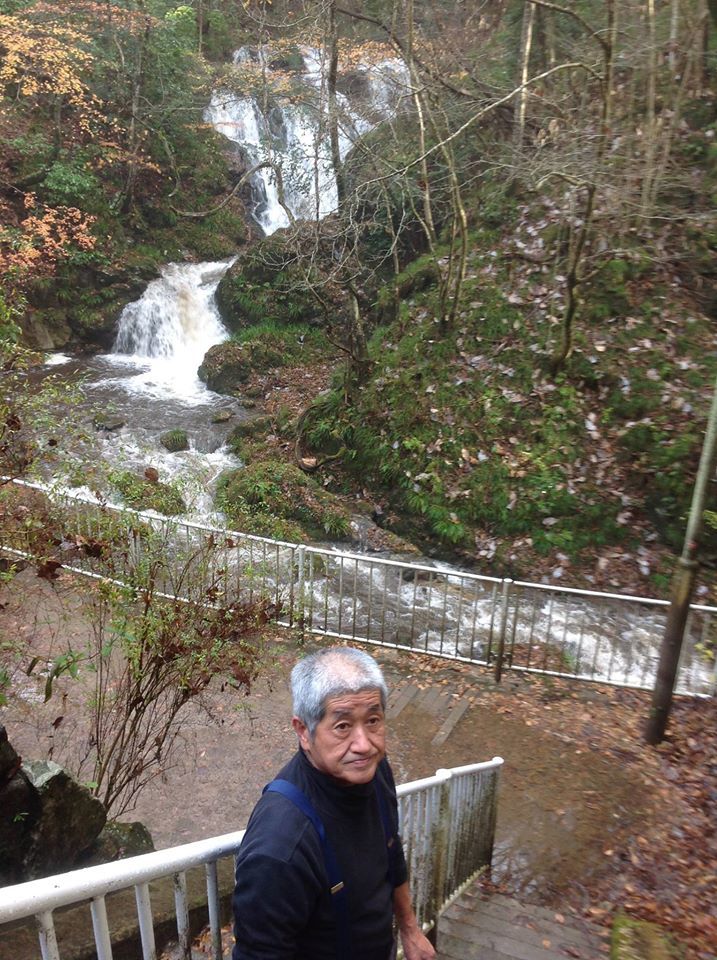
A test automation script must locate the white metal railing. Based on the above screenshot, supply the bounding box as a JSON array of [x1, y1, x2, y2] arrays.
[[2, 478, 715, 696], [0, 758, 503, 960]]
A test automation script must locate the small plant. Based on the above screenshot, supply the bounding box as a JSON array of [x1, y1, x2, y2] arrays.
[[159, 429, 189, 453], [41, 511, 278, 815]]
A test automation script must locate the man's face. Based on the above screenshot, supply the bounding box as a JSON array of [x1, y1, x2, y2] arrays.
[[293, 689, 386, 786]]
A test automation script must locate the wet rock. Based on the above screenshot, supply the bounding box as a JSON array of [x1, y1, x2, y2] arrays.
[[22, 759, 106, 879], [198, 342, 250, 395], [93, 414, 125, 432], [160, 429, 190, 452], [211, 410, 234, 424], [82, 820, 155, 866], [19, 312, 72, 351]]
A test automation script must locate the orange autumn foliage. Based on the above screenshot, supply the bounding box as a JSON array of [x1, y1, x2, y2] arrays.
[[0, 194, 96, 292]]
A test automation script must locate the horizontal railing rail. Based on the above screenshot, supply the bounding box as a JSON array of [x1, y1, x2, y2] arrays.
[[0, 758, 504, 960], [2, 477, 715, 696]]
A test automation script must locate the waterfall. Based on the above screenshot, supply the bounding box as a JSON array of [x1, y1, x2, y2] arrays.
[[111, 47, 408, 377], [206, 46, 408, 235], [111, 260, 232, 399]]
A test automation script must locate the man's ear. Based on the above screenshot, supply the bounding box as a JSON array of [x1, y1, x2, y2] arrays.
[[292, 716, 311, 750]]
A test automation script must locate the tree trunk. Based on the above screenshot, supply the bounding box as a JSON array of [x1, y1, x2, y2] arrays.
[[646, 372, 717, 744], [121, 8, 150, 214], [514, 1, 537, 149], [639, 0, 658, 220], [326, 1, 369, 391], [551, 0, 617, 372], [405, 0, 437, 249]]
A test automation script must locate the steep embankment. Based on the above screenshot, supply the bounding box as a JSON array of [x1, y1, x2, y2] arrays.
[[298, 201, 717, 596], [212, 176, 717, 598]]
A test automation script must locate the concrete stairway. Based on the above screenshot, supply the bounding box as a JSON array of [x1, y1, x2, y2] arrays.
[[435, 886, 609, 960]]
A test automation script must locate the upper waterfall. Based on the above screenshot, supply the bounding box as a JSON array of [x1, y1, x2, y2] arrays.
[[206, 46, 409, 235]]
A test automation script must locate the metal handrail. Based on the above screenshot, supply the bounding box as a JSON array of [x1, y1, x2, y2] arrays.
[[0, 759, 504, 960], [2, 478, 715, 695]]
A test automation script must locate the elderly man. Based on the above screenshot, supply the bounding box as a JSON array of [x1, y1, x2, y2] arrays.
[[231, 645, 435, 960]]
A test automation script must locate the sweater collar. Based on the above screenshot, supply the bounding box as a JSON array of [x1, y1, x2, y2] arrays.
[[298, 747, 377, 801]]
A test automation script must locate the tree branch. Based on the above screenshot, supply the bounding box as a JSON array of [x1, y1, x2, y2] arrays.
[[171, 160, 295, 224], [522, 0, 609, 51]]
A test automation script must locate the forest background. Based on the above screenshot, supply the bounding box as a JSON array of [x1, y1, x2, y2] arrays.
[[2, 0, 717, 598]]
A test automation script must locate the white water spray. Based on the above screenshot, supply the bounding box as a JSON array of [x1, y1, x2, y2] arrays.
[[110, 260, 232, 401]]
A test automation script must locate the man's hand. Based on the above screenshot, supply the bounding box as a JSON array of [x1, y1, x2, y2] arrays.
[[393, 882, 436, 960], [399, 923, 436, 960]]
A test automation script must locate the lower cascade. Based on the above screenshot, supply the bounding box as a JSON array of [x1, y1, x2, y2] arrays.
[[112, 260, 233, 397]]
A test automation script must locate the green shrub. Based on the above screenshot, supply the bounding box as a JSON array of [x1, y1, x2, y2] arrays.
[[110, 471, 186, 516], [43, 159, 102, 209], [216, 461, 352, 542]]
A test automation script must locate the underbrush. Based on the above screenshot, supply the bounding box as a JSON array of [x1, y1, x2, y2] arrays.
[[216, 459, 352, 543], [299, 217, 717, 570]]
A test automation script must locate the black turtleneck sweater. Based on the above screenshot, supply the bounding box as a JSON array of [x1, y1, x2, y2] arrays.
[[231, 749, 408, 960]]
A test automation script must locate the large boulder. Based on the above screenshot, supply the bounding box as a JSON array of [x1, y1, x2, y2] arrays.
[[198, 342, 251, 395], [0, 726, 41, 885], [21, 760, 107, 880], [82, 820, 155, 866]]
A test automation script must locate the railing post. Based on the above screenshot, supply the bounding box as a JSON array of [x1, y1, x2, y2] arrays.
[[296, 545, 305, 635], [427, 769, 453, 945], [494, 579, 513, 683], [37, 910, 61, 960]]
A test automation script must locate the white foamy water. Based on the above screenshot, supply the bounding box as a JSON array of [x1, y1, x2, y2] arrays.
[[44, 353, 71, 367], [111, 260, 233, 401]]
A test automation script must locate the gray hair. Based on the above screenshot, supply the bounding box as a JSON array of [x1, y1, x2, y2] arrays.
[[291, 647, 388, 737]]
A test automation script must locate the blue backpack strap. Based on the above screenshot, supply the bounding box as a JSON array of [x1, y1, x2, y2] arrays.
[[264, 779, 351, 960]]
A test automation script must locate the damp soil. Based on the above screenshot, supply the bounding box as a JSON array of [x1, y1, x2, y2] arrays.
[[2, 570, 645, 911]]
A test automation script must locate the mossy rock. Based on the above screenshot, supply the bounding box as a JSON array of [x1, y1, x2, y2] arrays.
[[199, 335, 304, 397], [214, 231, 324, 332], [216, 461, 352, 542], [227, 416, 273, 445], [110, 471, 185, 516], [159, 429, 189, 453], [611, 913, 685, 960], [198, 342, 251, 395], [211, 409, 234, 424], [82, 820, 155, 866]]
